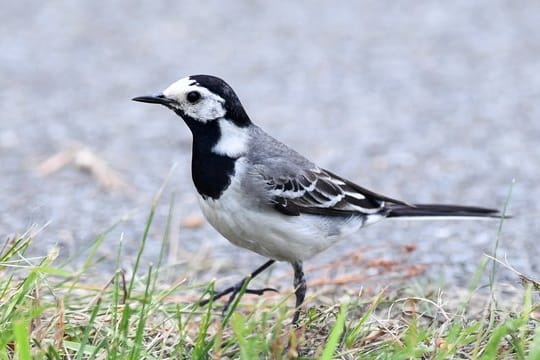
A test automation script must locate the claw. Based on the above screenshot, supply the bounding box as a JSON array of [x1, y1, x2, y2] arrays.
[[221, 285, 276, 314], [221, 286, 279, 314], [244, 287, 279, 296], [199, 284, 279, 314], [197, 260, 277, 314]]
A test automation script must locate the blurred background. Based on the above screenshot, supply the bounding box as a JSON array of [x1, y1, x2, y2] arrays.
[[1, 1, 539, 289]]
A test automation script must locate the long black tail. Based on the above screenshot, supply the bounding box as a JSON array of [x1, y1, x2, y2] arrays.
[[387, 204, 502, 218]]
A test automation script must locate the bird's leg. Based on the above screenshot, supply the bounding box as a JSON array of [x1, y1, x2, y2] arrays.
[[199, 259, 278, 314], [291, 261, 306, 325]]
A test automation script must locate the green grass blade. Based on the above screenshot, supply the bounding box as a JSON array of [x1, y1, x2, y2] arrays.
[[527, 326, 540, 360], [222, 279, 250, 327], [66, 229, 110, 295], [13, 320, 31, 360], [74, 298, 102, 360], [345, 290, 384, 347], [129, 265, 153, 360], [127, 204, 155, 299], [321, 302, 348, 360], [152, 193, 175, 293], [488, 179, 514, 292], [128, 169, 173, 299], [480, 318, 525, 360], [109, 234, 125, 360], [192, 283, 215, 359]]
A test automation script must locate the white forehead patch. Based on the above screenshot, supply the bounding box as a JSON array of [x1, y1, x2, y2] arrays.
[[162, 77, 197, 98], [162, 77, 226, 122], [212, 119, 249, 157]]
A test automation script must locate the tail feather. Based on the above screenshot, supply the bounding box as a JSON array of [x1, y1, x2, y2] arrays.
[[387, 204, 503, 218]]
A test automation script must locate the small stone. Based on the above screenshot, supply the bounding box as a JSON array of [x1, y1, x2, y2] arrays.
[[181, 215, 205, 228], [402, 244, 416, 253]]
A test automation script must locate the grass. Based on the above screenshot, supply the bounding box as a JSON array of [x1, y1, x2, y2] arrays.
[[1, 190, 538, 359]]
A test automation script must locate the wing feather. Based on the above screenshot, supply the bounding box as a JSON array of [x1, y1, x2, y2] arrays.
[[265, 168, 409, 217]]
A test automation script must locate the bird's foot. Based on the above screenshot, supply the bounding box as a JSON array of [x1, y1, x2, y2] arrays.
[[199, 277, 278, 315]]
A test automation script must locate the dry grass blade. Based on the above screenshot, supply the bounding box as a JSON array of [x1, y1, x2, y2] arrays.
[[55, 298, 65, 351], [484, 254, 540, 292], [36, 143, 132, 192]]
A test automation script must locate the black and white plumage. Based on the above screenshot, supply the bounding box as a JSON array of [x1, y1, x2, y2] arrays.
[[133, 74, 502, 323]]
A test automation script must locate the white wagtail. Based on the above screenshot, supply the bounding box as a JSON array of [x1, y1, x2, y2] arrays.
[[133, 74, 502, 323]]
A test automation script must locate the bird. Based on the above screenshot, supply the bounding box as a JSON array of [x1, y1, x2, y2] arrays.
[[133, 74, 502, 324]]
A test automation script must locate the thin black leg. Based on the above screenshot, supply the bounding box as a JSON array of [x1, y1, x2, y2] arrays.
[[291, 261, 306, 325], [199, 259, 278, 314]]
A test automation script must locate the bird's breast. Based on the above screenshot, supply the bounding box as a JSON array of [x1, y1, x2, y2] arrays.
[[191, 151, 236, 200], [189, 119, 249, 200]]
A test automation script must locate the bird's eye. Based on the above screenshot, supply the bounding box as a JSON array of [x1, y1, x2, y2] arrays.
[[186, 91, 201, 103]]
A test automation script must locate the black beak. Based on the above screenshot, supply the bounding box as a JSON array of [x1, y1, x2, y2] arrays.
[[132, 94, 176, 106]]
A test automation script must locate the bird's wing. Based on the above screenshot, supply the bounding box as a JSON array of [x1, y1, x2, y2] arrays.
[[262, 167, 410, 217]]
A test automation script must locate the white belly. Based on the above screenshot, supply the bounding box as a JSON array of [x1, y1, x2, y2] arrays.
[[197, 175, 377, 262]]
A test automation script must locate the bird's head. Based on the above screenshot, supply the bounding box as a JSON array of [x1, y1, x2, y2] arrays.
[[133, 75, 251, 127]]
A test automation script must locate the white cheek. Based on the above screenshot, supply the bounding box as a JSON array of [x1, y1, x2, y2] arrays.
[[162, 78, 227, 121], [185, 99, 226, 121]]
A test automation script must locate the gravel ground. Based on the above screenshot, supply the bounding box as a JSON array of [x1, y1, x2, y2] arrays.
[[2, 1, 539, 286]]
